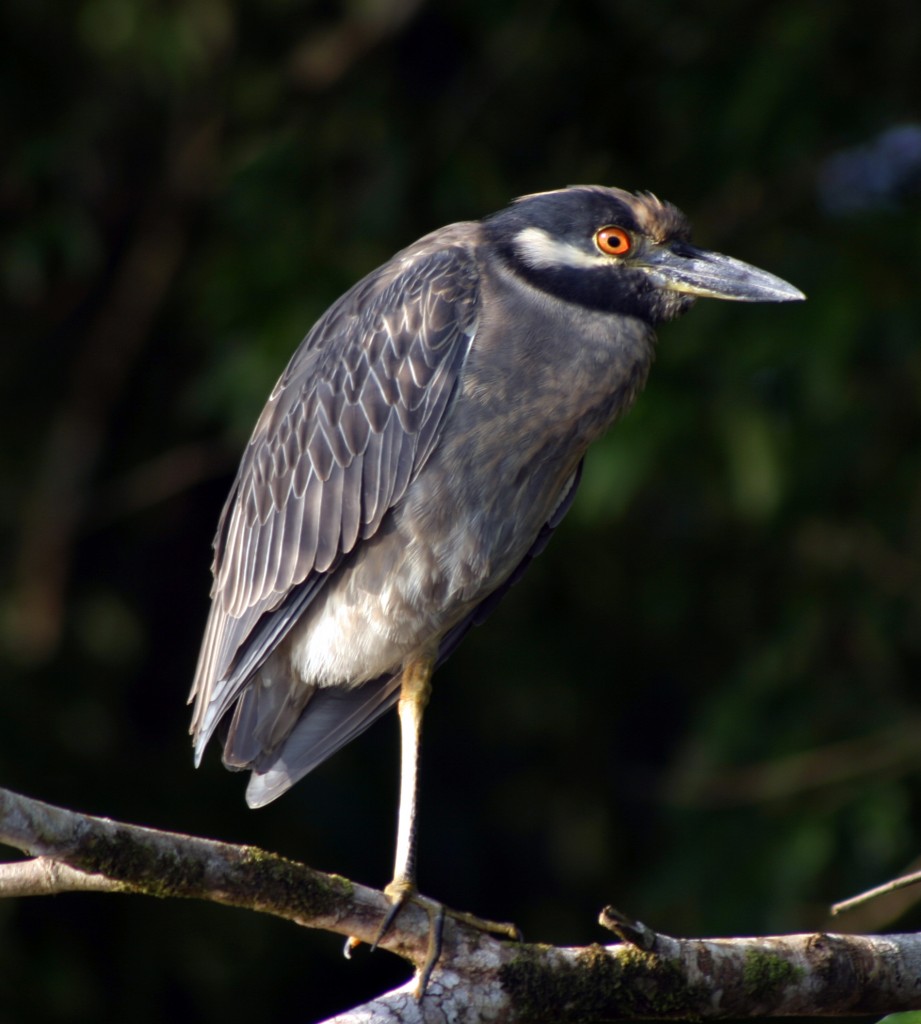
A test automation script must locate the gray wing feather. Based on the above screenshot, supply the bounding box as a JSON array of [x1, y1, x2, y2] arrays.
[[339, 450, 363, 554], [190, 233, 479, 757]]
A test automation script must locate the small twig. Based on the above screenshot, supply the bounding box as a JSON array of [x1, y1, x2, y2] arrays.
[[666, 720, 921, 808], [598, 905, 682, 959], [87, 440, 235, 527], [833, 868, 921, 916], [598, 906, 660, 951]]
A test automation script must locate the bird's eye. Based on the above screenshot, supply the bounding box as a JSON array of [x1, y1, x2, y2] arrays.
[[594, 226, 632, 256]]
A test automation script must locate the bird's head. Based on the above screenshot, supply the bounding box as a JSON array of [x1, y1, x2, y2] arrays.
[[483, 185, 804, 325]]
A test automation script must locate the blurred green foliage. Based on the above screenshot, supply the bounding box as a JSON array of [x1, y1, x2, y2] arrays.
[[2, 0, 921, 1021]]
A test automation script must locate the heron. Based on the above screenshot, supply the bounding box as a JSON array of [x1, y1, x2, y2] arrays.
[[189, 185, 804, 987]]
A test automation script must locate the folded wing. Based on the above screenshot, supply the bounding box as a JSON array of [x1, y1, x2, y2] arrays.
[[189, 233, 481, 765]]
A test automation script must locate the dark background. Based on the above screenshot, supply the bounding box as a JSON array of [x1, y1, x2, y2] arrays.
[[3, 1, 921, 1021]]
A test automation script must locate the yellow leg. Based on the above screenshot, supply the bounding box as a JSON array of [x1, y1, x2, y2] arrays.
[[373, 655, 443, 994], [356, 654, 521, 998], [390, 654, 432, 892]]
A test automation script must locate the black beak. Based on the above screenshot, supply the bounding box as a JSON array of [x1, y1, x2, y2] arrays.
[[641, 242, 805, 303]]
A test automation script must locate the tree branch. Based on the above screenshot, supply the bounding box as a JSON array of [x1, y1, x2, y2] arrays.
[[833, 867, 921, 916], [3, 784, 921, 1022], [0, 855, 121, 897], [0, 785, 422, 960]]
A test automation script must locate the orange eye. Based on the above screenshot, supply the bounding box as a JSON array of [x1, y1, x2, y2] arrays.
[[595, 226, 632, 256]]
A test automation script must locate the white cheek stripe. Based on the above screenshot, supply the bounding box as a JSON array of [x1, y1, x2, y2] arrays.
[[513, 226, 612, 270]]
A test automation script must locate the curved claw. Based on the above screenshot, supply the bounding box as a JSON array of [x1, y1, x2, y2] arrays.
[[350, 883, 521, 999], [371, 883, 445, 999]]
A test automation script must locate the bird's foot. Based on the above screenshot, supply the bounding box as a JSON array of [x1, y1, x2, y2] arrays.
[[348, 881, 521, 998], [372, 880, 445, 998], [441, 904, 522, 942]]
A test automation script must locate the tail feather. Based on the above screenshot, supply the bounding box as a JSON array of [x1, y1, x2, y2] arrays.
[[244, 674, 402, 808]]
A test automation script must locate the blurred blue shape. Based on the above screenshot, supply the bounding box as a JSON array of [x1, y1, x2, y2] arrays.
[[819, 123, 921, 215]]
